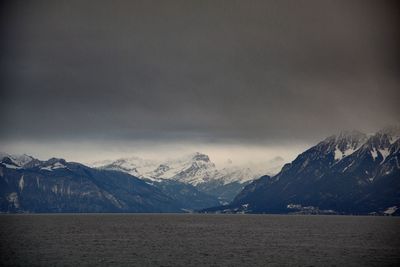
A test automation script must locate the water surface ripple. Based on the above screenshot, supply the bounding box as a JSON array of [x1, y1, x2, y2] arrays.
[[1, 214, 399, 266]]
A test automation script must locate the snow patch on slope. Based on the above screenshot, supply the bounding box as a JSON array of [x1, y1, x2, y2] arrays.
[[1, 163, 21, 169], [378, 148, 390, 163], [40, 162, 67, 171], [384, 206, 398, 215], [332, 131, 367, 162], [371, 148, 378, 161], [334, 146, 361, 161]]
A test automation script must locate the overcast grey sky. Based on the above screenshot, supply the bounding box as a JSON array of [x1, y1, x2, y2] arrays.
[[1, 0, 399, 163]]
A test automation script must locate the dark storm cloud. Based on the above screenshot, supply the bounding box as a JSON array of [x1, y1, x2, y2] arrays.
[[1, 0, 399, 144]]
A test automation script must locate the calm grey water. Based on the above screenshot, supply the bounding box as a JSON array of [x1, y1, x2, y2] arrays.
[[0, 214, 399, 266]]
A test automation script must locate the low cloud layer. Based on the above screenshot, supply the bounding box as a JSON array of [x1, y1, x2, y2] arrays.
[[1, 0, 399, 150]]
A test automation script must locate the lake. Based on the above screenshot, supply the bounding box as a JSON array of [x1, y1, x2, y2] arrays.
[[0, 214, 399, 266]]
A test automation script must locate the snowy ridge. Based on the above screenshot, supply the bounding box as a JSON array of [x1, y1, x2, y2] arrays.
[[40, 159, 68, 171], [156, 153, 218, 185], [329, 130, 367, 162], [92, 156, 159, 178], [0, 152, 38, 168], [330, 127, 400, 181], [92, 152, 285, 186], [318, 128, 399, 170], [0, 154, 68, 172]]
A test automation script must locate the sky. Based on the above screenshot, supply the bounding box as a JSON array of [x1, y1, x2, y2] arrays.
[[1, 0, 399, 166]]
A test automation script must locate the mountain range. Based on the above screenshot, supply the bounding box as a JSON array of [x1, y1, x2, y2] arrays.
[[0, 152, 278, 213], [91, 152, 282, 204], [1, 127, 399, 215], [204, 127, 400, 215], [0, 155, 184, 212]]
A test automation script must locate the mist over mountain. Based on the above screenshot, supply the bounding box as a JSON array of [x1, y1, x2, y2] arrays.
[[1, 0, 399, 164]]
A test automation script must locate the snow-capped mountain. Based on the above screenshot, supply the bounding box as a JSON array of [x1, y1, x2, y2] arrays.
[[333, 126, 400, 183], [0, 155, 186, 213], [205, 126, 400, 215], [0, 154, 221, 213], [92, 152, 219, 184], [92, 156, 159, 178], [0, 153, 41, 169], [92, 152, 281, 203], [93, 152, 278, 185], [330, 130, 368, 161], [151, 153, 219, 185]]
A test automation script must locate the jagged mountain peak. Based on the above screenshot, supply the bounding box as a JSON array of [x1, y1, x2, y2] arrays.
[[91, 151, 268, 187], [39, 158, 68, 171], [323, 130, 365, 142], [45, 157, 67, 165], [363, 132, 391, 149], [334, 131, 368, 161], [323, 130, 367, 146], [309, 130, 368, 162], [0, 154, 69, 171], [156, 152, 217, 185], [349, 128, 400, 165], [190, 152, 210, 162], [0, 153, 39, 168], [269, 127, 398, 184], [376, 125, 400, 144], [167, 152, 211, 164]]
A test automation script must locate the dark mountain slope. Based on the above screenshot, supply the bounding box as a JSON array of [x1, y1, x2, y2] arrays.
[[204, 128, 400, 215], [0, 157, 182, 213]]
